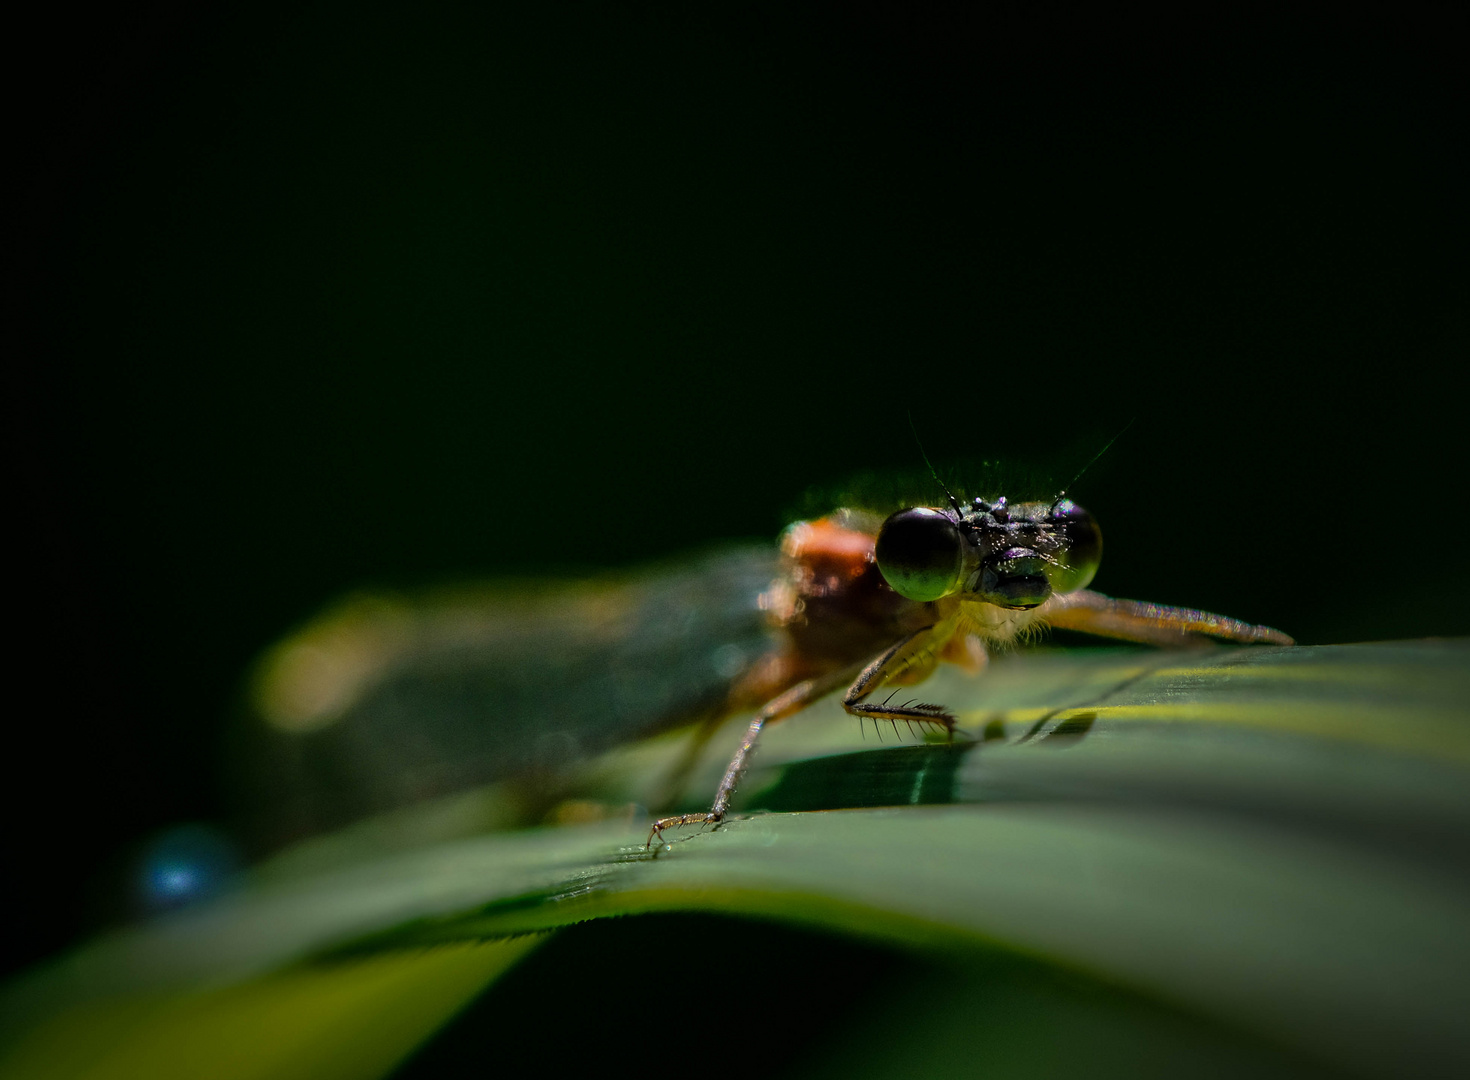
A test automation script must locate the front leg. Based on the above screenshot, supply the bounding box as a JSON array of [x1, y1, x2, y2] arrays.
[[842, 625, 960, 735], [646, 662, 864, 848]]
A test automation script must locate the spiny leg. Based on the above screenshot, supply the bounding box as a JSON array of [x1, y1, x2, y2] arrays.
[[1041, 590, 1294, 646], [842, 625, 961, 735], [646, 662, 863, 848]]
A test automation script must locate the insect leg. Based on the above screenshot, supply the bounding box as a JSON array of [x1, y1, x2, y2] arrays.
[[647, 710, 728, 814], [842, 626, 958, 733], [1041, 590, 1294, 646], [646, 662, 863, 848]]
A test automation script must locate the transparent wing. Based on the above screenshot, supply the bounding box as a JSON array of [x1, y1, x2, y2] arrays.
[[231, 545, 781, 848]]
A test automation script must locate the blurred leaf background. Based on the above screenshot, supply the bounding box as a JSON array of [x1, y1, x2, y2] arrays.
[[9, 0, 1467, 1023]]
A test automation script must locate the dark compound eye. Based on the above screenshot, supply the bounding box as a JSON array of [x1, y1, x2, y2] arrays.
[[875, 507, 965, 602], [1046, 499, 1103, 593]]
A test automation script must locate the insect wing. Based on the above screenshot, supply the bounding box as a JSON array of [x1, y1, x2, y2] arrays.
[[234, 544, 781, 847]]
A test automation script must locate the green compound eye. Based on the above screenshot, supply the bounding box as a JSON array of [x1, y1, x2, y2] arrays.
[[875, 507, 965, 602], [1046, 499, 1103, 594]]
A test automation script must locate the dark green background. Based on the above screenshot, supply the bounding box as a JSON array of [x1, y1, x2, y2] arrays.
[[12, 3, 1466, 976]]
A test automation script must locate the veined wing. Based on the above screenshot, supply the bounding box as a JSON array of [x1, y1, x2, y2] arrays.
[[234, 544, 781, 848]]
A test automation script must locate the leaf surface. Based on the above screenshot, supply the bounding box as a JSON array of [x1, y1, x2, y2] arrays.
[[5, 640, 1467, 1079]]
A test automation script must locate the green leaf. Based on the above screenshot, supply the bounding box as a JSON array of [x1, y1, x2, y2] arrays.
[[0, 939, 539, 1080], [4, 641, 1467, 1078]]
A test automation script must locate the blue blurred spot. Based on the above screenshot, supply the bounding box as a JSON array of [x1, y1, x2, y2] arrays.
[[136, 823, 241, 914]]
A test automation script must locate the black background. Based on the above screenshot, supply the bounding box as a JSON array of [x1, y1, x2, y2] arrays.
[[9, 3, 1467, 978]]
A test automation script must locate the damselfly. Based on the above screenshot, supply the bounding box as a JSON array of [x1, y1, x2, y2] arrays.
[[245, 490, 1290, 852]]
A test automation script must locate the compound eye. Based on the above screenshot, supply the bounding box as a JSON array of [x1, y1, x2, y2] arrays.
[[1046, 499, 1103, 593], [875, 507, 965, 602]]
